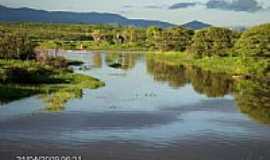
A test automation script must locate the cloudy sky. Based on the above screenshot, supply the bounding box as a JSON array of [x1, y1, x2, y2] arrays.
[[1, 0, 270, 26]]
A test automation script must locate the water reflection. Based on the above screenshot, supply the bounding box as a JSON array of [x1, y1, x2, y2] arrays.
[[234, 79, 270, 124], [146, 58, 233, 97], [0, 52, 269, 124], [0, 84, 84, 112], [146, 59, 189, 88], [105, 52, 139, 70], [0, 84, 38, 104], [188, 67, 233, 97], [146, 57, 270, 124], [92, 52, 102, 68], [41, 89, 83, 112]]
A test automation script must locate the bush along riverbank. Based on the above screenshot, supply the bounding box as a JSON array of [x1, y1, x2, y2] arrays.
[[1, 22, 269, 94], [0, 58, 105, 110], [4, 22, 267, 79], [147, 52, 269, 78], [147, 23, 270, 79], [0, 31, 105, 110]]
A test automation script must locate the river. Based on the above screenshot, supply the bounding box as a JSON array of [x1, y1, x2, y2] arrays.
[[0, 51, 270, 160]]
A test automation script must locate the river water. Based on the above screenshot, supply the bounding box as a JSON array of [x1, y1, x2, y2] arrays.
[[0, 51, 270, 160]]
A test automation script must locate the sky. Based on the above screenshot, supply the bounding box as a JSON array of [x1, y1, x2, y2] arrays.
[[1, 0, 270, 26]]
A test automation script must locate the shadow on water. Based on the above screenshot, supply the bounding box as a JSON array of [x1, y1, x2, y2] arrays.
[[0, 84, 38, 104]]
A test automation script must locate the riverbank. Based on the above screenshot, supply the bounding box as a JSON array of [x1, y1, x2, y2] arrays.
[[39, 40, 148, 52], [0, 59, 105, 107], [147, 52, 269, 79]]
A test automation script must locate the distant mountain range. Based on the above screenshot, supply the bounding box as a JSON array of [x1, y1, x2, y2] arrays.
[[0, 5, 175, 28], [182, 20, 211, 30], [0, 5, 212, 30]]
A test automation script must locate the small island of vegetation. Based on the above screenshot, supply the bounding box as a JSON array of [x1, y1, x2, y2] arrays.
[[0, 28, 105, 110]]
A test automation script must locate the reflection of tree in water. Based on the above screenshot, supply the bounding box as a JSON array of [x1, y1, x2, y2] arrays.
[[146, 58, 189, 88], [146, 57, 270, 123], [92, 52, 102, 68], [0, 74, 104, 112], [234, 79, 270, 124], [0, 84, 38, 104], [41, 88, 83, 112], [105, 52, 138, 70], [146, 58, 233, 96], [188, 67, 233, 97], [0, 85, 83, 112]]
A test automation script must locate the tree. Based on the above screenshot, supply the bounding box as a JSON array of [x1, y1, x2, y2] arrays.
[[0, 32, 36, 60], [188, 27, 239, 57], [235, 23, 270, 58], [146, 26, 162, 49], [91, 30, 105, 42], [156, 27, 194, 51]]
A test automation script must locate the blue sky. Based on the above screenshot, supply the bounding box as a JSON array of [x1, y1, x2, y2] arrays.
[[1, 0, 270, 26]]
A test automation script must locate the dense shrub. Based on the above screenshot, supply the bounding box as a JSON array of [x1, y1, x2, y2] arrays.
[[189, 27, 240, 57], [145, 27, 194, 51], [146, 26, 162, 49], [44, 56, 69, 68], [0, 32, 36, 60], [157, 27, 194, 51], [0, 60, 55, 84], [0, 59, 74, 84], [235, 23, 270, 57]]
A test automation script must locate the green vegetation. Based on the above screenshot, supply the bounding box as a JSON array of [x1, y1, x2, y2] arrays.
[[0, 21, 270, 112], [235, 23, 270, 57], [0, 23, 149, 51], [0, 31, 36, 60], [4, 22, 262, 78], [148, 23, 270, 78], [0, 58, 105, 110], [0, 28, 105, 111], [0, 23, 195, 51], [147, 52, 269, 77], [146, 26, 195, 51], [188, 27, 240, 57]]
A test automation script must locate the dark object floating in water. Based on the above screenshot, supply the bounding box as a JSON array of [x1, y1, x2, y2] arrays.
[[109, 63, 122, 68], [68, 60, 84, 66]]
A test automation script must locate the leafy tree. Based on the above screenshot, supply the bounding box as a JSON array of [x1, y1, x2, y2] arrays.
[[235, 23, 270, 58], [0, 32, 36, 60], [157, 27, 194, 51], [189, 27, 239, 57], [146, 26, 162, 49]]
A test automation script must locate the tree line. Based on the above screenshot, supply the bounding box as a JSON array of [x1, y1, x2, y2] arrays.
[[0, 22, 269, 60]]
